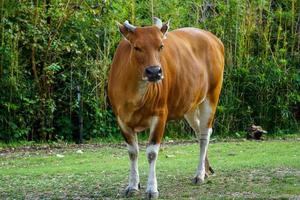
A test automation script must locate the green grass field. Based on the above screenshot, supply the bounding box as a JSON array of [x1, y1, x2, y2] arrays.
[[1, 140, 299, 199]]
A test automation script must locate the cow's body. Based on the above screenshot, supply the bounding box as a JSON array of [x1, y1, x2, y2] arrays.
[[108, 20, 224, 199]]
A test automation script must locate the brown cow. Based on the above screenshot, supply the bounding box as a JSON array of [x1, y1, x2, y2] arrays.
[[108, 18, 224, 199]]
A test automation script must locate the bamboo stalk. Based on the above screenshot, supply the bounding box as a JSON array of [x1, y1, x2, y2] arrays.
[[234, 1, 239, 66], [0, 0, 4, 78], [8, 22, 14, 140], [131, 0, 135, 24], [14, 28, 19, 86], [291, 0, 295, 55], [31, 0, 40, 90], [151, 0, 154, 19], [275, 7, 282, 61], [265, 0, 272, 60], [70, 63, 73, 124]]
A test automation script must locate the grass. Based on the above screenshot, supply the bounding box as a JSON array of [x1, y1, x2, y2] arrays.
[[0, 140, 300, 199]]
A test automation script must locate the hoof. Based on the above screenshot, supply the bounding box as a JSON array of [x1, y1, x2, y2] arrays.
[[192, 176, 204, 185], [145, 191, 159, 199], [208, 166, 215, 174], [124, 186, 140, 197], [205, 172, 209, 179]]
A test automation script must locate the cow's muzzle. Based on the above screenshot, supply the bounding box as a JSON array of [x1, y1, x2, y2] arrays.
[[144, 66, 163, 82]]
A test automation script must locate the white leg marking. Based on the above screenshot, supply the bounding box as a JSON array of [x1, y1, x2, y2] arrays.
[[196, 128, 212, 181], [146, 144, 160, 194], [197, 99, 212, 182], [117, 117, 140, 194], [127, 142, 139, 190], [185, 99, 213, 183]]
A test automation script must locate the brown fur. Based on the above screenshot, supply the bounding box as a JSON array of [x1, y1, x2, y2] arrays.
[[108, 25, 224, 145]]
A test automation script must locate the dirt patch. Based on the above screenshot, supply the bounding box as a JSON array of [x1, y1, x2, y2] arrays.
[[0, 143, 125, 156], [0, 140, 200, 157]]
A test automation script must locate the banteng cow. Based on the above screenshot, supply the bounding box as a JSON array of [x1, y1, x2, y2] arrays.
[[108, 18, 224, 199]]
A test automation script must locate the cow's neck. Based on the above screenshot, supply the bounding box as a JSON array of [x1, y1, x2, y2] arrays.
[[130, 78, 156, 106], [124, 74, 158, 109]]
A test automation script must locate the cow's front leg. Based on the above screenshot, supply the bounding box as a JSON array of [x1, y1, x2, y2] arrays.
[[146, 116, 166, 199], [125, 135, 140, 196], [117, 118, 140, 197]]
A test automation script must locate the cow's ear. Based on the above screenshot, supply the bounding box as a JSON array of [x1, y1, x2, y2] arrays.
[[117, 21, 136, 42], [161, 20, 170, 38], [117, 22, 130, 40]]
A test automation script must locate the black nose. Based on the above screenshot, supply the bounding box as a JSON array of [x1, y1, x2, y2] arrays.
[[145, 66, 163, 82]]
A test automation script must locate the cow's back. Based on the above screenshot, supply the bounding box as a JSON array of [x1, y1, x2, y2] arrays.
[[162, 28, 224, 120]]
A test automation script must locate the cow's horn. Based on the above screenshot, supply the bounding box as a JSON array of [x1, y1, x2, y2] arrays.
[[124, 20, 136, 32], [153, 17, 162, 29]]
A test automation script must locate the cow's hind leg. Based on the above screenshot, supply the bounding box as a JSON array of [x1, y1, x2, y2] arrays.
[[117, 117, 140, 197], [205, 154, 215, 177], [184, 98, 215, 184]]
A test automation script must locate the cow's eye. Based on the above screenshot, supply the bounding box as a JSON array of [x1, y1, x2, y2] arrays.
[[134, 46, 142, 52], [159, 44, 164, 51]]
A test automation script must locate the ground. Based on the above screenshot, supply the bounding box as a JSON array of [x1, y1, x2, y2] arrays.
[[0, 139, 300, 199]]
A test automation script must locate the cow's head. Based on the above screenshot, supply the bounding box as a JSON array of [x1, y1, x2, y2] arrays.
[[117, 17, 169, 83]]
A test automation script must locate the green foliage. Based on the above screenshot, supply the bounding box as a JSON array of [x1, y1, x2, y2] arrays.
[[0, 0, 299, 142]]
